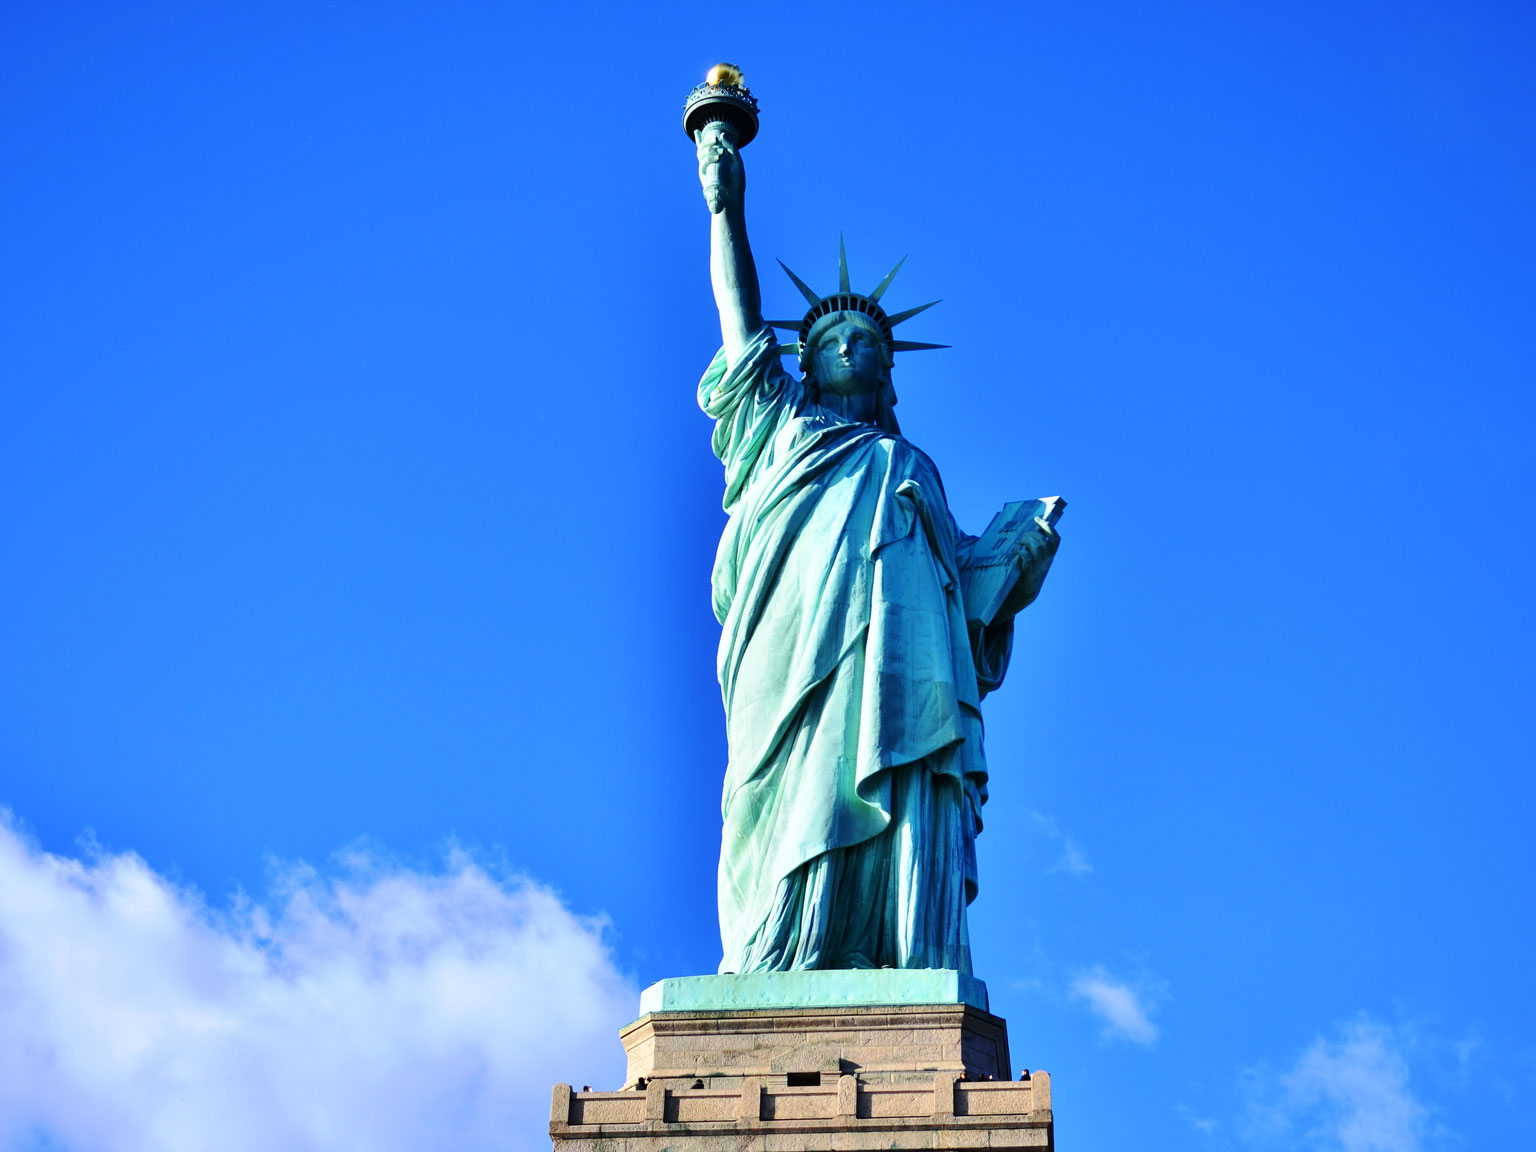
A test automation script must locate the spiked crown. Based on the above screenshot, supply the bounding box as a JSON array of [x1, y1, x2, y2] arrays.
[[768, 236, 948, 369]]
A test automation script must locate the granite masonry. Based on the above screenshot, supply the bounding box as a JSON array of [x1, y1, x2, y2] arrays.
[[550, 977, 1053, 1152]]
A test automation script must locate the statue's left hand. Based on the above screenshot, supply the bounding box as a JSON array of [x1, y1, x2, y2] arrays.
[[998, 519, 1060, 620]]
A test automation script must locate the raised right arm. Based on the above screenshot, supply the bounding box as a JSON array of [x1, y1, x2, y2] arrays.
[[696, 121, 763, 365]]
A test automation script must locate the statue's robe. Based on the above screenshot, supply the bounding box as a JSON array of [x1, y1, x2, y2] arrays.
[[700, 328, 1013, 974]]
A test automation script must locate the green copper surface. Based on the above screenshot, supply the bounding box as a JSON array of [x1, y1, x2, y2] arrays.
[[689, 83, 1062, 984], [637, 970, 989, 1017]]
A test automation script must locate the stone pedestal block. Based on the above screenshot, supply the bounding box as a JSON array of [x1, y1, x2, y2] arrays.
[[550, 991, 1053, 1152], [619, 1003, 1011, 1088]]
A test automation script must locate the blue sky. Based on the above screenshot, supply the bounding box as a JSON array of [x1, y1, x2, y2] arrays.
[[2, 2, 1533, 1149]]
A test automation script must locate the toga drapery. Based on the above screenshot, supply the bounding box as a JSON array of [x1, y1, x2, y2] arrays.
[[699, 328, 1014, 975]]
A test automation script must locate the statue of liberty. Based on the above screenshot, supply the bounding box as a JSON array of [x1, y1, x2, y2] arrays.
[[687, 68, 1061, 977]]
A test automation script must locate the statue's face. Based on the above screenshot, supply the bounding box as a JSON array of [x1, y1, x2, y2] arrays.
[[810, 316, 887, 397]]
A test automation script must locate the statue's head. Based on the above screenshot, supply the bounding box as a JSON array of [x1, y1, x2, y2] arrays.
[[769, 238, 947, 432]]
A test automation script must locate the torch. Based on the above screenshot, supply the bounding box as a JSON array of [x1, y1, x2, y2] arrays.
[[683, 64, 760, 210]]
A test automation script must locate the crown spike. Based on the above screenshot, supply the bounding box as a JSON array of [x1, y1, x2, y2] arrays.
[[838, 234, 851, 293], [766, 320, 802, 330], [886, 300, 941, 327], [868, 255, 907, 303], [890, 340, 950, 352], [777, 342, 802, 357], [777, 259, 822, 305]]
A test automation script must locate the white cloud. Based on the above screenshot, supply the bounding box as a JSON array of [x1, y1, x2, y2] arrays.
[[1178, 1105, 1218, 1135], [1070, 965, 1163, 1045], [1451, 1031, 1480, 1086], [1026, 811, 1092, 875], [0, 811, 637, 1152], [1244, 1016, 1429, 1152]]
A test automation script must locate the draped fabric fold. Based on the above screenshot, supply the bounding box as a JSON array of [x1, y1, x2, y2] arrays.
[[699, 328, 1013, 974]]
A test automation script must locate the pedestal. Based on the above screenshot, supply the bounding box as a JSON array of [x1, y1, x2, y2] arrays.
[[549, 973, 1054, 1152]]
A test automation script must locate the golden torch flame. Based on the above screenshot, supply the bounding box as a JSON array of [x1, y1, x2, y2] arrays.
[[706, 63, 745, 89]]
